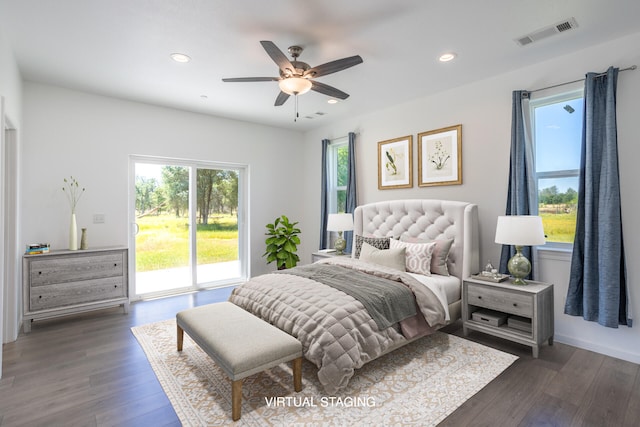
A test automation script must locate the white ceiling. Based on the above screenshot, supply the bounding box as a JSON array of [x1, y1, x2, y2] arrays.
[[1, 0, 639, 131]]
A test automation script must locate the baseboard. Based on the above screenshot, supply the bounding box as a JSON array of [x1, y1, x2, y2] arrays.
[[554, 333, 640, 365]]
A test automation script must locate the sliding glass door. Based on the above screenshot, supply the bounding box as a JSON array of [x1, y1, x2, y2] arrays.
[[130, 156, 247, 298], [195, 168, 242, 285]]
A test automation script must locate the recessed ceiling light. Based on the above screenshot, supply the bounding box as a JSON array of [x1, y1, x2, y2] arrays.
[[438, 52, 457, 62], [170, 53, 191, 63], [327, 99, 338, 104], [200, 95, 208, 99]]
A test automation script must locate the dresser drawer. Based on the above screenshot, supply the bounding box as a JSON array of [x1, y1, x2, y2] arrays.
[[29, 252, 124, 286], [30, 276, 126, 311], [467, 284, 533, 317]]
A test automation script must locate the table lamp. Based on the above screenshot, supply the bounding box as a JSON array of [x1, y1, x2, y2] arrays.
[[494, 215, 546, 285], [326, 213, 354, 255]]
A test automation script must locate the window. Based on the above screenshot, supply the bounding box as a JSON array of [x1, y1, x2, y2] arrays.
[[530, 90, 583, 247], [327, 137, 349, 214]]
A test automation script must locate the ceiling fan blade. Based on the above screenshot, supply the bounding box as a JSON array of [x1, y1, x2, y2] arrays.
[[222, 77, 279, 82], [274, 91, 290, 106], [305, 55, 363, 78], [310, 81, 350, 100], [260, 41, 295, 74]]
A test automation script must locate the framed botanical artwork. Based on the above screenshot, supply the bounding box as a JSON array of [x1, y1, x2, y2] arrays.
[[378, 135, 413, 189], [418, 124, 462, 187]]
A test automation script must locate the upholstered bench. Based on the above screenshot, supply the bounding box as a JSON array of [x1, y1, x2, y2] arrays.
[[176, 302, 303, 421]]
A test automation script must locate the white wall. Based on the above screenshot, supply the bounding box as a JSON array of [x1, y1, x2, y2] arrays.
[[302, 32, 640, 364], [0, 27, 23, 377], [21, 83, 307, 282], [0, 30, 22, 124]]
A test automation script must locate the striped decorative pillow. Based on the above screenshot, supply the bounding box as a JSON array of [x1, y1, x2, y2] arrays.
[[390, 239, 436, 276]]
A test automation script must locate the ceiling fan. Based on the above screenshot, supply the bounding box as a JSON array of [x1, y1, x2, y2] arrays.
[[222, 41, 363, 107]]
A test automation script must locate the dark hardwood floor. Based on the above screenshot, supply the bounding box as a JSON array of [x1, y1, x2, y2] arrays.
[[1, 287, 639, 426]]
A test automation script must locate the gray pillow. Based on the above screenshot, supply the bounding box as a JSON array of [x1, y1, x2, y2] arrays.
[[354, 235, 390, 258], [359, 242, 406, 271]]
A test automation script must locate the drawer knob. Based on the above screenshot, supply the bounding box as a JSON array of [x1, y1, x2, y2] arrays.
[[38, 271, 42, 275], [513, 303, 518, 307], [477, 296, 482, 300], [114, 285, 118, 288], [38, 295, 42, 299], [114, 263, 117, 267]]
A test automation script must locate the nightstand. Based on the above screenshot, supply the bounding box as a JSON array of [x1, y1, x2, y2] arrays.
[[462, 276, 554, 358], [311, 251, 351, 263]]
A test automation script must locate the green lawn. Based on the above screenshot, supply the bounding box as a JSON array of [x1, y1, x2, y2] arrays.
[[135, 214, 238, 271], [540, 209, 576, 243]]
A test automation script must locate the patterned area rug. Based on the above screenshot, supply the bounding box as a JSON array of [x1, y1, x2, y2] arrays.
[[132, 319, 517, 426]]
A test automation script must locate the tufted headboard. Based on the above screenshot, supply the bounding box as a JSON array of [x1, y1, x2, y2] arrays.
[[352, 199, 479, 281]]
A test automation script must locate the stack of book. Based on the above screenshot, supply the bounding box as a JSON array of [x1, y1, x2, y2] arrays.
[[25, 243, 50, 255]]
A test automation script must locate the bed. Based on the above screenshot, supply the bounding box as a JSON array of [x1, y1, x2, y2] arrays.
[[229, 199, 479, 393]]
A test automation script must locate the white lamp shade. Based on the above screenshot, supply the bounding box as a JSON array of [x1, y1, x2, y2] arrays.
[[327, 213, 354, 232], [278, 77, 312, 95], [495, 215, 546, 246]]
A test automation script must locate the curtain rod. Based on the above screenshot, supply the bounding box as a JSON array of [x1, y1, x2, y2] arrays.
[[530, 65, 637, 93], [328, 132, 359, 142]]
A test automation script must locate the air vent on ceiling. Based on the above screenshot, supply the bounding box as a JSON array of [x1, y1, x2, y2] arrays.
[[515, 17, 578, 47]]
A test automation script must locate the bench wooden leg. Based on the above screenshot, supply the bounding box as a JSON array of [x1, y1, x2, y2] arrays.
[[293, 357, 302, 392], [177, 324, 184, 351], [232, 379, 242, 421]]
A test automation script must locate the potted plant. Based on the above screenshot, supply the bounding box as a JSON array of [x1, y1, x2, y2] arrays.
[[263, 215, 301, 270]]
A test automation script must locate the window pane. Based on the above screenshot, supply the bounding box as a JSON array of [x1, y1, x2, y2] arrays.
[[538, 177, 579, 243], [337, 189, 346, 213], [196, 169, 240, 285], [336, 145, 348, 187], [534, 97, 583, 173]]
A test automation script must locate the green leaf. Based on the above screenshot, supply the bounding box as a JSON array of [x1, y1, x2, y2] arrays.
[[283, 240, 296, 252]]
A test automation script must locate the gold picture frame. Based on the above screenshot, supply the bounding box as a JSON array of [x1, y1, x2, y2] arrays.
[[378, 135, 413, 189], [418, 124, 462, 187]]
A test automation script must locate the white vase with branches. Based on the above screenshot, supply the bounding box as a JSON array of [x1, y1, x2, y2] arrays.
[[63, 176, 85, 250]]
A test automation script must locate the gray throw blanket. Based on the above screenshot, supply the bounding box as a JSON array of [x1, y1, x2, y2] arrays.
[[275, 263, 416, 330]]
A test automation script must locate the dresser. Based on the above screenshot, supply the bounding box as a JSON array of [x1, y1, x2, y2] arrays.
[[22, 246, 129, 333], [462, 276, 554, 358]]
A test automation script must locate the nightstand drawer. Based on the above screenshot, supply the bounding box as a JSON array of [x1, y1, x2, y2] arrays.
[[467, 285, 533, 317]]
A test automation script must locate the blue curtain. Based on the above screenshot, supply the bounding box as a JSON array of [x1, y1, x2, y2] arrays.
[[499, 90, 537, 276], [319, 139, 330, 250], [345, 132, 357, 254], [319, 134, 357, 253], [564, 67, 630, 328]]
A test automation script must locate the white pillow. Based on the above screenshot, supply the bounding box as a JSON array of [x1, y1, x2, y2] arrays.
[[359, 242, 406, 271], [390, 239, 436, 275]]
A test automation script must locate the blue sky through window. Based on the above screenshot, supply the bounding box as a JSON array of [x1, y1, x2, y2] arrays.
[[534, 96, 583, 192]]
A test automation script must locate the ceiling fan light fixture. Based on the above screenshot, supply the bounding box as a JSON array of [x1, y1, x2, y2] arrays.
[[279, 77, 312, 95]]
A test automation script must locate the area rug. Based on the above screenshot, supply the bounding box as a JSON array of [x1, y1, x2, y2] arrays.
[[132, 319, 517, 426]]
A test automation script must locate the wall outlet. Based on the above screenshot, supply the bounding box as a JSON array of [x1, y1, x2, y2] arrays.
[[93, 214, 105, 224]]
